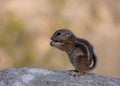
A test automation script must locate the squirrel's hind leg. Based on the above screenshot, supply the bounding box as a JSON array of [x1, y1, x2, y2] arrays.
[[70, 70, 85, 76]]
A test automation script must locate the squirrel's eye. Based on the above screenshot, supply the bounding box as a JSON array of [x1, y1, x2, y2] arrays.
[[56, 32, 61, 36]]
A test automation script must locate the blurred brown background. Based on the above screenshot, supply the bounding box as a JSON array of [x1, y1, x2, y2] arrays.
[[0, 0, 120, 77]]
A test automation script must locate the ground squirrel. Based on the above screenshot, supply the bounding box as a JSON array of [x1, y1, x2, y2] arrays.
[[50, 29, 97, 76]]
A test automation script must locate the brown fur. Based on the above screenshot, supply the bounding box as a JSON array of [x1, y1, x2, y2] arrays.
[[50, 29, 97, 76]]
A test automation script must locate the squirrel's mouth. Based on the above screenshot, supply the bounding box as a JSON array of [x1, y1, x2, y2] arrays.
[[50, 39, 64, 47]]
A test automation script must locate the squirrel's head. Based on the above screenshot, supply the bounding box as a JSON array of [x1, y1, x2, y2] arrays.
[[50, 29, 73, 49]]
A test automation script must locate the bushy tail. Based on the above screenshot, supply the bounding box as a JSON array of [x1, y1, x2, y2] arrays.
[[89, 53, 98, 71]]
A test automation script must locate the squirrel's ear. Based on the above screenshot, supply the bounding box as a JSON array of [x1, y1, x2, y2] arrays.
[[66, 31, 72, 36]]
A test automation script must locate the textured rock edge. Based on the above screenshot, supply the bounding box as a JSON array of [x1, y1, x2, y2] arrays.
[[0, 67, 119, 86]]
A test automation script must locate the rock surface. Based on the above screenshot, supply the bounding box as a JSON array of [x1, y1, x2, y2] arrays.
[[0, 67, 119, 86]]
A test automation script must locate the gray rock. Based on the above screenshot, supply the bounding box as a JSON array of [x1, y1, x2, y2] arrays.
[[0, 67, 119, 86]]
